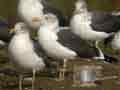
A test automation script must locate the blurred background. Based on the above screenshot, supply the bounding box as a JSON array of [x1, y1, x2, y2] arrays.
[[0, 0, 120, 21]]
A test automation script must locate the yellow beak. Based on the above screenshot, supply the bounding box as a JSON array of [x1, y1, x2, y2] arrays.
[[9, 28, 16, 34], [32, 17, 41, 22]]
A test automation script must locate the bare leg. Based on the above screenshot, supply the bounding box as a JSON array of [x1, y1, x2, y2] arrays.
[[63, 59, 67, 68], [59, 59, 67, 80], [93, 41, 105, 60], [63, 59, 67, 79], [19, 74, 23, 90], [32, 70, 36, 90]]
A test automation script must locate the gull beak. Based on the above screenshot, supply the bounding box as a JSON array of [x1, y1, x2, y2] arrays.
[[9, 28, 16, 34], [32, 17, 41, 22]]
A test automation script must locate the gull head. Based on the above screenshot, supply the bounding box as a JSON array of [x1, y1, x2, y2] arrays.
[[10, 22, 28, 34], [74, 0, 88, 14], [40, 13, 59, 31], [44, 13, 59, 26]]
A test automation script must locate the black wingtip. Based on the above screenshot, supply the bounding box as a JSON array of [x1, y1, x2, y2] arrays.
[[104, 34, 115, 46], [103, 54, 119, 63]]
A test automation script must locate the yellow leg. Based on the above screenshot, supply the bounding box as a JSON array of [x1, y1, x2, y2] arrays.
[[19, 74, 23, 90], [58, 59, 67, 81], [32, 70, 36, 90]]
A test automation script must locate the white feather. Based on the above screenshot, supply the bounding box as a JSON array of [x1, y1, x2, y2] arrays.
[[71, 14, 110, 41], [8, 25, 45, 71], [111, 31, 120, 49], [70, 0, 110, 41], [38, 25, 77, 60]]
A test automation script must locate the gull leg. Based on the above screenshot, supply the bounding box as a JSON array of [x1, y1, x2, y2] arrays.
[[59, 59, 67, 80], [93, 41, 118, 63], [32, 70, 36, 90], [19, 74, 23, 90], [93, 41, 105, 60], [62, 59, 67, 80], [55, 62, 61, 81]]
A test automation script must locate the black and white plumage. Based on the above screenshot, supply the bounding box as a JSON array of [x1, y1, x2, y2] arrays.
[[104, 31, 120, 50], [70, 0, 119, 42], [57, 30, 101, 59], [38, 14, 77, 60], [91, 11, 120, 33], [37, 13, 118, 80], [70, 0, 120, 62], [8, 22, 45, 90], [58, 27, 119, 64], [102, 11, 120, 50]]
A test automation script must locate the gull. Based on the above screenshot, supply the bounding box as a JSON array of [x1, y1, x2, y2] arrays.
[[8, 22, 45, 90], [70, 0, 120, 61], [37, 13, 118, 80]]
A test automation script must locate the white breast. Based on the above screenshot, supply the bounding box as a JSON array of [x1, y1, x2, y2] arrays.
[[8, 33, 45, 71], [70, 14, 109, 41], [111, 32, 120, 49], [38, 26, 77, 60]]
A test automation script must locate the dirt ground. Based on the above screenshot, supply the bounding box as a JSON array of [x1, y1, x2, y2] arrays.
[[0, 47, 120, 90]]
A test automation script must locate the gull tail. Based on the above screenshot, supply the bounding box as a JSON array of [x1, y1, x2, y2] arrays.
[[104, 33, 115, 46]]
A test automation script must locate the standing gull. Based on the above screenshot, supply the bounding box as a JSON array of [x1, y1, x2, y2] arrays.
[[8, 22, 45, 90], [37, 13, 117, 80], [37, 14, 76, 80], [70, 0, 120, 61]]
